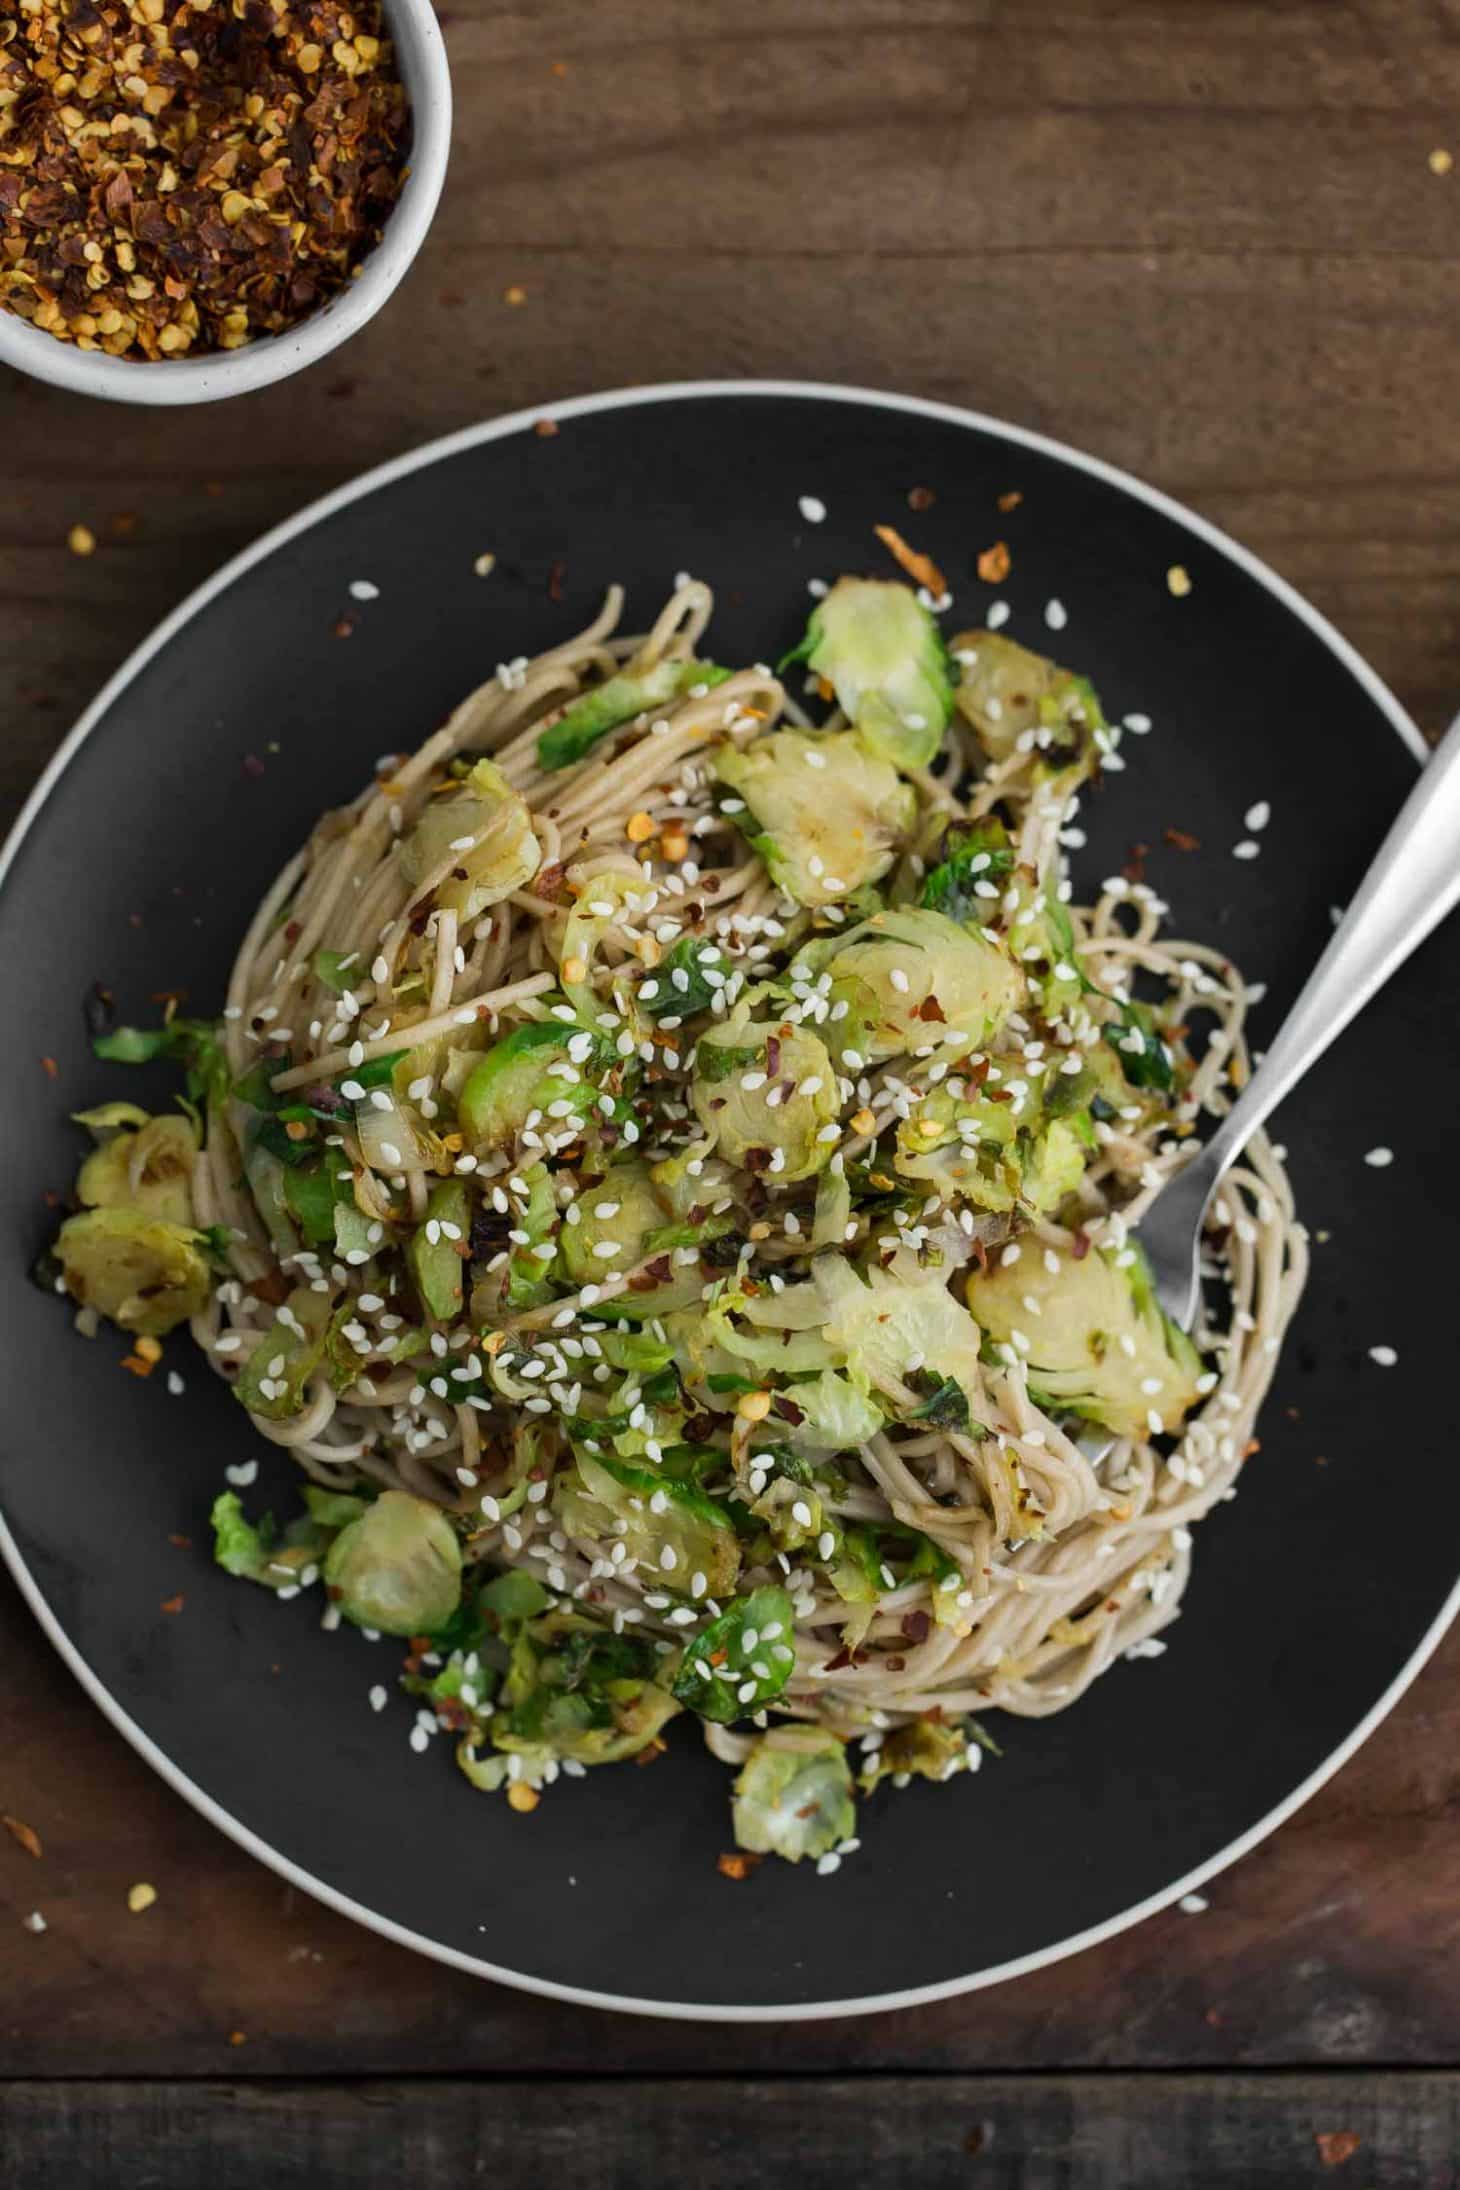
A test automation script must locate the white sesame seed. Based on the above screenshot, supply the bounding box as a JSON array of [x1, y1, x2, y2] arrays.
[[799, 494, 827, 524], [1364, 1146, 1394, 1168]]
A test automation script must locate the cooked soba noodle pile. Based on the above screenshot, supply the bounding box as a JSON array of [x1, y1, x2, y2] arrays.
[[53, 575, 1306, 1864]]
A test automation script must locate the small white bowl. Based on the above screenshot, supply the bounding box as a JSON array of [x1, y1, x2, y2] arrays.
[[0, 0, 450, 407]]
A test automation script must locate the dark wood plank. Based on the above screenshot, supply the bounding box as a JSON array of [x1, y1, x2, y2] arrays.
[[2, 2073, 1455, 2189], [3, 0, 1460, 2077]]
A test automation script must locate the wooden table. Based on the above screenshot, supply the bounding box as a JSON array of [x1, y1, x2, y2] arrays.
[[3, 3, 1459, 2182]]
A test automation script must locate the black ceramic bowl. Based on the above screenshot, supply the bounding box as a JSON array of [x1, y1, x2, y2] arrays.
[[2, 384, 1453, 2019]]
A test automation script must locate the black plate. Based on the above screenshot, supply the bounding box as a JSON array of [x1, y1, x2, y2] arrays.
[[2, 384, 1453, 2020]]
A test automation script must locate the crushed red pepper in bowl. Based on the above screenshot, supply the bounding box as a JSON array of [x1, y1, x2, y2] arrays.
[[0, 0, 412, 363]]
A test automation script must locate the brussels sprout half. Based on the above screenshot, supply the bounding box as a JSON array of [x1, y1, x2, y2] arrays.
[[56, 1206, 211, 1336], [967, 1237, 1203, 1440], [818, 907, 1024, 1068], [397, 758, 540, 921], [324, 1488, 463, 1636], [691, 1021, 839, 1185], [714, 728, 914, 909], [786, 577, 954, 772], [732, 1728, 856, 1862]]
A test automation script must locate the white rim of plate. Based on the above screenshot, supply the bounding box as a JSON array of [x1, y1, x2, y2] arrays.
[[0, 379, 1443, 2024]]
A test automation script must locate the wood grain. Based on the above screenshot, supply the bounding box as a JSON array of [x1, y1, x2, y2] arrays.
[[1, 1568, 1458, 2075], [2, 2073, 1456, 2189], [2, 0, 1459, 2084]]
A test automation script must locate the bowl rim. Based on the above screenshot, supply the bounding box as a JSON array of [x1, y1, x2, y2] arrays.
[[0, 0, 450, 407], [0, 378, 1442, 2023]]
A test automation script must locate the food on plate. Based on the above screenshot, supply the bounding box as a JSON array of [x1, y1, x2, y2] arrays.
[[48, 574, 1306, 1868]]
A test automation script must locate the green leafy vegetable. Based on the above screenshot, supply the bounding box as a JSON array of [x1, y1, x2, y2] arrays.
[[92, 1016, 229, 1114], [538, 661, 731, 771], [919, 817, 1018, 925], [1102, 1002, 1176, 1093], [671, 1585, 796, 1722], [641, 936, 725, 1020], [313, 949, 359, 994]]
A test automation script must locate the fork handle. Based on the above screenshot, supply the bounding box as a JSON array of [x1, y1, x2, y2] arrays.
[[1202, 707, 1460, 1186]]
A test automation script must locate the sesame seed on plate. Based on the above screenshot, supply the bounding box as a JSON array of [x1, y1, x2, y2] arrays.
[[798, 494, 827, 523], [1369, 1344, 1398, 1366], [1364, 1146, 1394, 1168]]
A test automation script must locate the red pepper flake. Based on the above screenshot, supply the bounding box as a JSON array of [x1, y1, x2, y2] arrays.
[[996, 489, 1024, 513], [1315, 2132, 1361, 2170], [873, 524, 947, 597], [914, 994, 946, 1023], [40, 1056, 57, 1079], [717, 1851, 761, 1881], [900, 1610, 932, 1643], [533, 862, 569, 904], [1122, 843, 1149, 884], [227, 2030, 249, 2048], [534, 418, 560, 438], [977, 540, 1012, 584], [1163, 826, 1201, 852], [1071, 1229, 1092, 1261], [1, 1, 412, 362], [2, 1814, 43, 1860], [906, 485, 936, 512], [160, 1594, 185, 1616], [547, 558, 568, 602], [168, 1533, 193, 1551], [333, 618, 355, 641]]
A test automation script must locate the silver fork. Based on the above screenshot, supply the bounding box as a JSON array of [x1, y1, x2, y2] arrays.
[[1081, 706, 1460, 1461]]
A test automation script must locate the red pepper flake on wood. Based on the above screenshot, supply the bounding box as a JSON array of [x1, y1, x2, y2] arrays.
[[2, 1814, 43, 1859], [1315, 2132, 1361, 2169], [0, 0, 412, 362]]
